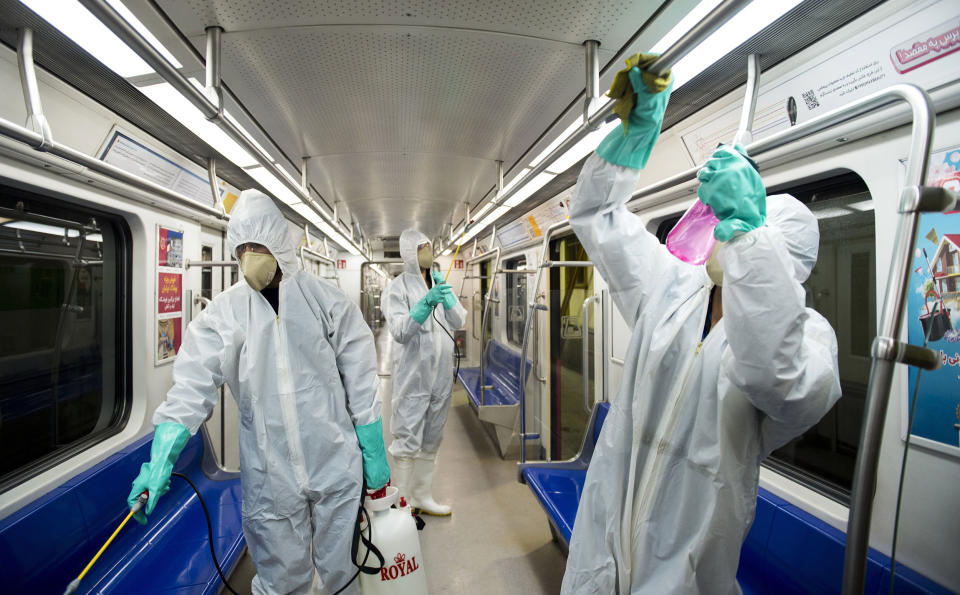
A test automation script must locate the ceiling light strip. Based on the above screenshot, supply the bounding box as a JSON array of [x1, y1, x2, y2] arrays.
[[75, 0, 365, 257]]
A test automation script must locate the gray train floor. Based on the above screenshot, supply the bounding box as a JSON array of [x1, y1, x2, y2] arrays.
[[226, 329, 566, 594]]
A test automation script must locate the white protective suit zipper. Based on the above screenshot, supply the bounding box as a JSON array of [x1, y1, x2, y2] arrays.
[[274, 283, 310, 490], [631, 289, 713, 544]]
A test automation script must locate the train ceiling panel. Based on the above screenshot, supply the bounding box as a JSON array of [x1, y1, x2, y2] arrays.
[[155, 0, 666, 238]]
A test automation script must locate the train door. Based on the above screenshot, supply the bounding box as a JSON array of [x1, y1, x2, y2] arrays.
[[548, 234, 595, 460], [195, 227, 240, 472]]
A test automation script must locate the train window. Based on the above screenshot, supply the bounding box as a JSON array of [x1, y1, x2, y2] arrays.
[[764, 173, 875, 503], [504, 256, 527, 346], [0, 189, 129, 491]]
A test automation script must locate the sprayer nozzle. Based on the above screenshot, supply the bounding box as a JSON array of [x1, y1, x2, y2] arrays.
[[63, 578, 80, 595]]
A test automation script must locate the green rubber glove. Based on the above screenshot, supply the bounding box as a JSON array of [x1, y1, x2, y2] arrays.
[[355, 417, 390, 489], [425, 282, 452, 307], [128, 422, 191, 524], [432, 271, 458, 309], [595, 53, 673, 170], [410, 297, 433, 325], [697, 144, 766, 242]]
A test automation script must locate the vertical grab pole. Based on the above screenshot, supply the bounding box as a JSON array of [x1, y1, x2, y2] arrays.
[[519, 221, 567, 463], [583, 40, 601, 130], [478, 247, 501, 407], [17, 28, 53, 148], [581, 295, 599, 413], [842, 85, 935, 595], [733, 54, 760, 146], [204, 26, 224, 116]]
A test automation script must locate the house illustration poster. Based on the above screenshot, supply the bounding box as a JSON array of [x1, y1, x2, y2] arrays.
[[906, 145, 960, 450]]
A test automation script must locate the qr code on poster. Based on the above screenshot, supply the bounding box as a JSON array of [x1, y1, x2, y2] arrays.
[[801, 89, 820, 110]]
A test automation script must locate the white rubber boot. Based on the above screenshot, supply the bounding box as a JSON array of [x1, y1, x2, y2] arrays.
[[410, 451, 451, 516], [391, 456, 415, 507]]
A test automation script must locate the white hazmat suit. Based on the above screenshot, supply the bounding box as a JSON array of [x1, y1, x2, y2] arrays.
[[153, 190, 380, 595], [384, 230, 466, 512], [561, 154, 841, 594]]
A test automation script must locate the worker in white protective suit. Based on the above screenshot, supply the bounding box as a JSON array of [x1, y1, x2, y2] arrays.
[[384, 229, 466, 515], [561, 54, 841, 594], [127, 190, 389, 595]]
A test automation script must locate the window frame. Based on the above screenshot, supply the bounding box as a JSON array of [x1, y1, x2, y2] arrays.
[[0, 185, 132, 494]]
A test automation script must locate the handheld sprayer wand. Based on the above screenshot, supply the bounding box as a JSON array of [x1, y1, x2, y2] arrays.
[[63, 491, 148, 595]]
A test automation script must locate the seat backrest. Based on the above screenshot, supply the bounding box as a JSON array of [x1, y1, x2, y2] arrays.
[[484, 340, 532, 389]]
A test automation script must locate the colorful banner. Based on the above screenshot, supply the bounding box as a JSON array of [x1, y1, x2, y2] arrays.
[[905, 146, 960, 450]]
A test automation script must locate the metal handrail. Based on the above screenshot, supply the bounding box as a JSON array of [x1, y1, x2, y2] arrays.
[[77, 0, 364, 255], [518, 220, 574, 463], [464, 0, 752, 225], [300, 245, 340, 287], [458, 247, 503, 302], [471, 247, 502, 407], [185, 260, 236, 268], [581, 294, 599, 414]]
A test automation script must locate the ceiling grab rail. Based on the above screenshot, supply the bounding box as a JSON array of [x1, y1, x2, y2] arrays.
[[77, 0, 365, 254], [581, 294, 600, 414], [1, 29, 226, 221]]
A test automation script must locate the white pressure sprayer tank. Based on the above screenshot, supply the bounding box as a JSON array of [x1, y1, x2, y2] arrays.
[[359, 486, 428, 594]]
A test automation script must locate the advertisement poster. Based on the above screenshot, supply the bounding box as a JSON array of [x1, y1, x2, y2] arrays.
[[905, 146, 960, 451], [158, 272, 183, 314], [100, 130, 219, 207], [680, 0, 960, 163], [157, 225, 184, 365], [158, 226, 184, 268]]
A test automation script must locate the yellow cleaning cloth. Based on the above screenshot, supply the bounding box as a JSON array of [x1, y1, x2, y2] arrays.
[[607, 53, 672, 133]]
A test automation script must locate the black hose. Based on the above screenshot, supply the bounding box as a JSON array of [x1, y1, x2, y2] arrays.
[[171, 473, 240, 595], [433, 306, 462, 381]]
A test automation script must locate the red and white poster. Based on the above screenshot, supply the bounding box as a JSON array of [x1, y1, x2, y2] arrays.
[[454, 259, 464, 270], [158, 272, 182, 314], [157, 224, 184, 365]]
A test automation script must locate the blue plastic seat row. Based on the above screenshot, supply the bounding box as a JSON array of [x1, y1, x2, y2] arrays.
[[520, 402, 950, 594], [0, 432, 245, 594], [457, 340, 531, 408]]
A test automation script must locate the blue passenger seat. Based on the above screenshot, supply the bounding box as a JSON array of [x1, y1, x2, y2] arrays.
[[520, 402, 951, 594], [0, 431, 245, 594], [518, 402, 609, 547], [457, 340, 532, 408]]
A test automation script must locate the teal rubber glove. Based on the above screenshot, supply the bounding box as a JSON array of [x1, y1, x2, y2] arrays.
[[697, 144, 766, 242], [355, 417, 390, 489], [425, 282, 452, 307], [432, 271, 458, 309], [128, 422, 191, 524], [410, 297, 433, 325], [595, 54, 673, 170]]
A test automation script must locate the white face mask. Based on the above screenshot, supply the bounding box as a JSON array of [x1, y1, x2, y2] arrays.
[[417, 243, 433, 270], [705, 242, 723, 287], [240, 251, 278, 291]]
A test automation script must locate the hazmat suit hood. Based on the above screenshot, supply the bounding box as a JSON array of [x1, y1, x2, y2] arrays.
[[765, 194, 819, 283], [399, 229, 431, 276], [226, 189, 299, 277]]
